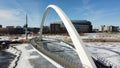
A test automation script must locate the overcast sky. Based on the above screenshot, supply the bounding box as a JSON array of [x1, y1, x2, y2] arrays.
[[0, 0, 120, 28]]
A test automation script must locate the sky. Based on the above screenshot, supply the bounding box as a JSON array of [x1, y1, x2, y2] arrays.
[[0, 0, 120, 28]]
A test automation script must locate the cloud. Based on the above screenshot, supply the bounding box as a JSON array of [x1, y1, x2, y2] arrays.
[[82, 0, 90, 5], [0, 9, 25, 20], [0, 9, 25, 21], [0, 0, 43, 27], [85, 8, 120, 21], [75, 0, 120, 22], [0, 10, 13, 20], [0, 9, 26, 26]]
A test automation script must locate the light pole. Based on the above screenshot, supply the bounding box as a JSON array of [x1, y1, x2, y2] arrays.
[[25, 14, 28, 40]]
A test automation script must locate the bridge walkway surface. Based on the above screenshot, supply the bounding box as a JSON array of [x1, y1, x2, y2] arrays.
[[30, 38, 113, 68], [14, 44, 57, 68]]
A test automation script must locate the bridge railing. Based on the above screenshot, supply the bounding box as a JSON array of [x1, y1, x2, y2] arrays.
[[30, 39, 81, 68], [94, 55, 120, 68]]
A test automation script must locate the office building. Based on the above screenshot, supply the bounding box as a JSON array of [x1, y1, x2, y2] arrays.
[[108, 25, 119, 32], [50, 20, 92, 33]]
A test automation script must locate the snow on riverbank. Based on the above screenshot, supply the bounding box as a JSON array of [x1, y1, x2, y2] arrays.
[[14, 44, 33, 68], [86, 42, 120, 67], [42, 34, 120, 67], [43, 33, 120, 40], [12, 44, 58, 68]]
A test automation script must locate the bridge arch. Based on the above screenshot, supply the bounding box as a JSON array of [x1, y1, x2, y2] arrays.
[[39, 5, 96, 68]]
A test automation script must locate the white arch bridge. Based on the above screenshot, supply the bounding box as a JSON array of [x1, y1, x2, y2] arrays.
[[38, 4, 96, 68], [40, 5, 96, 68]]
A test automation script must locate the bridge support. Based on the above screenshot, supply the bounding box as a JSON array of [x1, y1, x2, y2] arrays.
[[39, 5, 96, 68]]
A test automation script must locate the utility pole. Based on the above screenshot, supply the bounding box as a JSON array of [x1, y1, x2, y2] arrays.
[[25, 14, 28, 40]]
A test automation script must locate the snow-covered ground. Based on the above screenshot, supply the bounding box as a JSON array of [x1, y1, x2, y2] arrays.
[[1, 34, 120, 68], [14, 44, 59, 68], [86, 34, 120, 39], [85, 42, 120, 67], [0, 48, 16, 68], [0, 43, 60, 68], [14, 44, 33, 68], [43, 33, 120, 40], [42, 34, 120, 67], [1, 43, 119, 68], [0, 36, 10, 41]]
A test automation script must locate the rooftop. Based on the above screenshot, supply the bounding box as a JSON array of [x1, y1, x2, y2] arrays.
[[51, 20, 91, 25]]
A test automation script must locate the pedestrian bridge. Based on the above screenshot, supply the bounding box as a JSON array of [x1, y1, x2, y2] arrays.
[[38, 4, 96, 68]]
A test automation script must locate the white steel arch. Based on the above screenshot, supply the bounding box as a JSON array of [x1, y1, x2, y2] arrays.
[[39, 5, 96, 68]]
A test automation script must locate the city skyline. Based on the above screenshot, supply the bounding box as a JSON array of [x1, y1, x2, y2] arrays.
[[0, 0, 120, 28]]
